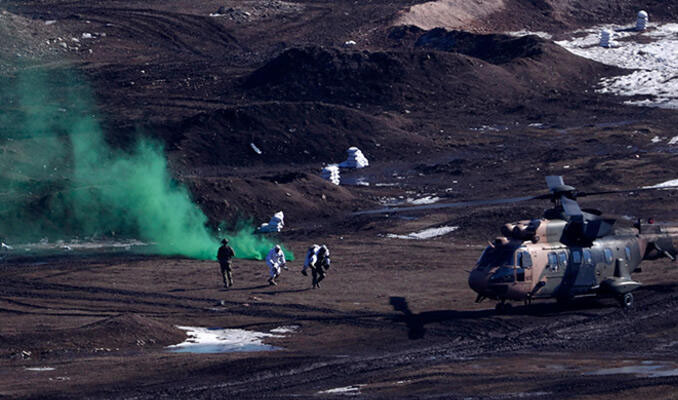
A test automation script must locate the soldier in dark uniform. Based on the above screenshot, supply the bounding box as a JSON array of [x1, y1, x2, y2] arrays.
[[217, 238, 235, 288]]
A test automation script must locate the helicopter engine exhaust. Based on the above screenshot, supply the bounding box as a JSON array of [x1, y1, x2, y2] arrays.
[[500, 220, 540, 242]]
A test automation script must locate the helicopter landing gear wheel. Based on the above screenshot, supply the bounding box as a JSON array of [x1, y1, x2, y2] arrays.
[[495, 302, 512, 314], [618, 292, 634, 309]]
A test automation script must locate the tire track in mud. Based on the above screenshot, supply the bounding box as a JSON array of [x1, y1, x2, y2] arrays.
[[15, 5, 244, 59], [0, 276, 394, 330], [125, 288, 678, 398]]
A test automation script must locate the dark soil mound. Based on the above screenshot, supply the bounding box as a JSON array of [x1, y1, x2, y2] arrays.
[[3, 313, 186, 355], [186, 172, 369, 226], [78, 313, 185, 347], [167, 101, 431, 168], [245, 46, 411, 107], [415, 29, 546, 65], [244, 46, 540, 111], [412, 28, 620, 94], [242, 35, 617, 129]]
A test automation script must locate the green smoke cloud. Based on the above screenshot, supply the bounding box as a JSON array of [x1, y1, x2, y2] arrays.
[[0, 68, 292, 261]]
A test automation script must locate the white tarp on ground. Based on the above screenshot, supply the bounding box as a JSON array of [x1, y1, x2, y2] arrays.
[[555, 23, 678, 109], [339, 147, 369, 169], [258, 211, 284, 233], [321, 164, 340, 185]]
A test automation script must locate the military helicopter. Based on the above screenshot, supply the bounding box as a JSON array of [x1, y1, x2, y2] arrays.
[[468, 176, 678, 312], [357, 176, 678, 312]]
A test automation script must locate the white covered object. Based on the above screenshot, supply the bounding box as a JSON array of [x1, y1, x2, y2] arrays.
[[599, 30, 615, 48], [637, 10, 649, 31], [321, 164, 340, 185], [338, 147, 369, 169], [258, 211, 284, 233]]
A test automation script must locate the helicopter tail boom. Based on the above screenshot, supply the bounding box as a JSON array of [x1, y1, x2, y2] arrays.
[[639, 226, 678, 261]]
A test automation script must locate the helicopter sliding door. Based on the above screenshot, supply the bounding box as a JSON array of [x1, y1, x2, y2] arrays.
[[540, 250, 567, 297], [572, 248, 596, 294]]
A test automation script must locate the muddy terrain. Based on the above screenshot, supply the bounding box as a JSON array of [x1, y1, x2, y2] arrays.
[[1, 0, 678, 398]]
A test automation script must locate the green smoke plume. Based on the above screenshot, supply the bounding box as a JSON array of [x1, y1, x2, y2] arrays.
[[0, 68, 291, 260]]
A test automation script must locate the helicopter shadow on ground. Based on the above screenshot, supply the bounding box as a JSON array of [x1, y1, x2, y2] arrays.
[[389, 296, 615, 340]]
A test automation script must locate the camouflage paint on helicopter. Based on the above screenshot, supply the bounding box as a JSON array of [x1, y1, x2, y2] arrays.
[[468, 176, 678, 312]]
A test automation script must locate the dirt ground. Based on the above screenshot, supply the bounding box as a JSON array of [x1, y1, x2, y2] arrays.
[[2, 237, 678, 399], [2, 0, 678, 398]]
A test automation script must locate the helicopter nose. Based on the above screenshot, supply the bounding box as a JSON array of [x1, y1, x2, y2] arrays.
[[468, 268, 491, 295]]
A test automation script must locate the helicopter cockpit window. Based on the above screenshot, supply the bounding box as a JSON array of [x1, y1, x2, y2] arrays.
[[572, 249, 582, 264], [583, 249, 593, 265], [476, 243, 520, 269], [489, 266, 515, 284], [625, 247, 632, 261], [604, 248, 614, 264], [517, 251, 532, 268]]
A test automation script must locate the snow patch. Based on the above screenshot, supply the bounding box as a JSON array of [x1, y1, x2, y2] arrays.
[[318, 385, 365, 395], [507, 30, 552, 40], [408, 196, 441, 205], [5, 239, 147, 254], [556, 23, 678, 109], [585, 361, 678, 378], [269, 325, 299, 334], [387, 226, 458, 240], [381, 195, 440, 206], [25, 367, 55, 372], [644, 179, 678, 189], [669, 136, 678, 145], [167, 326, 290, 354]]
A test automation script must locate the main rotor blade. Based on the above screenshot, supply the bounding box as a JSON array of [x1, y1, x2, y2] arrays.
[[578, 185, 678, 197], [352, 195, 537, 216]]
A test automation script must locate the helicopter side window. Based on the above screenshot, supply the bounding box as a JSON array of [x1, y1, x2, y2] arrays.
[[625, 246, 632, 261], [604, 248, 614, 264], [557, 252, 568, 269], [583, 249, 593, 265], [548, 252, 558, 271], [572, 249, 582, 264]]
